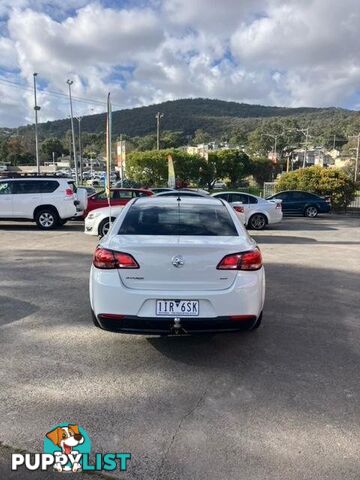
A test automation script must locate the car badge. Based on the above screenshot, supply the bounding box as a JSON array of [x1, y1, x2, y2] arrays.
[[172, 255, 184, 268]]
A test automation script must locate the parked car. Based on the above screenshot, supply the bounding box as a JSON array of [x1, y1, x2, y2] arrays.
[[266, 190, 331, 217], [85, 205, 124, 237], [0, 177, 78, 229], [212, 191, 283, 230], [82, 186, 97, 197], [89, 196, 265, 335], [150, 187, 175, 194], [85, 188, 153, 216], [213, 181, 227, 190], [155, 190, 209, 198]]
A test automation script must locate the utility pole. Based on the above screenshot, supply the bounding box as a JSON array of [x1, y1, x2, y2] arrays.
[[155, 112, 164, 150], [77, 116, 82, 183], [347, 133, 359, 183], [33, 73, 41, 174], [355, 134, 359, 183], [66, 79, 78, 184], [262, 132, 282, 180]]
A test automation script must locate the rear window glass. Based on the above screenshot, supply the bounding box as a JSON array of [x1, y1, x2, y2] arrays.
[[118, 204, 238, 236]]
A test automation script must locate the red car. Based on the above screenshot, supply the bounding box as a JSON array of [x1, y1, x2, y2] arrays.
[[85, 188, 153, 216]]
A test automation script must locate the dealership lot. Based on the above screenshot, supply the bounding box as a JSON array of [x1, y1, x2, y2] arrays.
[[0, 215, 359, 479]]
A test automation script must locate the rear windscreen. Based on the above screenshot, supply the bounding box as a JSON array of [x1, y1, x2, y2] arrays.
[[118, 204, 238, 236]]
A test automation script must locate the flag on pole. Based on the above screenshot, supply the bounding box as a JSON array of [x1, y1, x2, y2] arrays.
[[167, 154, 175, 188]]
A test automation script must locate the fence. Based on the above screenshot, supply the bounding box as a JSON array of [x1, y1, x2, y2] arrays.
[[263, 182, 276, 198]]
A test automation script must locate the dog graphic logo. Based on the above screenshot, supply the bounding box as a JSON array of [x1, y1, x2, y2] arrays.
[[44, 423, 91, 472]]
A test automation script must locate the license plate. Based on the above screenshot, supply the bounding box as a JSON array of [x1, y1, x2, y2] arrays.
[[156, 300, 199, 317]]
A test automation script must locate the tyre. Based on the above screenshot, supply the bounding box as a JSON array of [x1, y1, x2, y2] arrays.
[[58, 219, 68, 226], [304, 205, 318, 218], [98, 217, 115, 237], [34, 208, 59, 230], [248, 213, 267, 230], [250, 312, 262, 331]]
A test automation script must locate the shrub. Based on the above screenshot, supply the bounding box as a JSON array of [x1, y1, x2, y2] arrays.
[[276, 166, 356, 210]]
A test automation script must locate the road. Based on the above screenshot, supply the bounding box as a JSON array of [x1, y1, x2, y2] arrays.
[[0, 215, 359, 479]]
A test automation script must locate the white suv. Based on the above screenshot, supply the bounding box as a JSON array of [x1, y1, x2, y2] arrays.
[[0, 177, 78, 229]]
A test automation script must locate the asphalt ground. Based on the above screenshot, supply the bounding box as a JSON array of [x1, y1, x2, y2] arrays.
[[0, 214, 359, 480]]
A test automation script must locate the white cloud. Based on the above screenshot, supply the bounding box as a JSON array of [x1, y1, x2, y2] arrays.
[[0, 0, 360, 126]]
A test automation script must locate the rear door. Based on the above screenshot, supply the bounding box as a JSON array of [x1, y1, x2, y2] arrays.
[[0, 181, 13, 217], [12, 180, 43, 218]]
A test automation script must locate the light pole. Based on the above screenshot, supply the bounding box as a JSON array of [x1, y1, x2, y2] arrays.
[[155, 112, 164, 150], [33, 73, 41, 174], [76, 116, 82, 183], [66, 79, 78, 184]]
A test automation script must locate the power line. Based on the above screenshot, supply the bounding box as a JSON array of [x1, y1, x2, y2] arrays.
[[0, 77, 122, 109]]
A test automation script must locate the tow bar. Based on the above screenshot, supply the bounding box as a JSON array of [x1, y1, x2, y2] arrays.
[[171, 317, 188, 335]]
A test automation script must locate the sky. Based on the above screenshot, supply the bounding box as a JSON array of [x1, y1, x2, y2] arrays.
[[0, 0, 360, 127]]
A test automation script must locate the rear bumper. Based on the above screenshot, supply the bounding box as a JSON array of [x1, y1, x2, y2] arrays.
[[90, 267, 265, 328], [95, 314, 258, 334]]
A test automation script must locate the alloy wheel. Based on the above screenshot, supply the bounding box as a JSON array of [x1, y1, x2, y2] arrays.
[[305, 206, 318, 217], [39, 212, 55, 228], [250, 214, 266, 230]]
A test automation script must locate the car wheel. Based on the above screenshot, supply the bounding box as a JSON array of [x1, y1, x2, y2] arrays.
[[250, 312, 262, 331], [304, 205, 318, 217], [248, 213, 267, 230], [98, 217, 115, 237], [35, 208, 59, 230], [58, 219, 68, 226]]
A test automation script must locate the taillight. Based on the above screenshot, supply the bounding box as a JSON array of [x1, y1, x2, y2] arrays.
[[65, 188, 74, 197], [233, 205, 244, 213], [217, 249, 262, 271], [93, 247, 139, 269]]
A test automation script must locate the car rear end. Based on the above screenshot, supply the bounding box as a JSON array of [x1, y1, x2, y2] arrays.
[[265, 198, 283, 224], [90, 198, 265, 335], [55, 179, 78, 220]]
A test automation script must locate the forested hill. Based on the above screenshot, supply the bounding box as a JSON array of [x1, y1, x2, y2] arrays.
[[15, 98, 355, 139]]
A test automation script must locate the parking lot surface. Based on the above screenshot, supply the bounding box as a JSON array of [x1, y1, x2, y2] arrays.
[[0, 215, 359, 479]]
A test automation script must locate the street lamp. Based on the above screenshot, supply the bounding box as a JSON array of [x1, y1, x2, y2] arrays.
[[155, 112, 164, 150], [76, 116, 82, 182], [66, 79, 78, 184], [33, 73, 41, 174]]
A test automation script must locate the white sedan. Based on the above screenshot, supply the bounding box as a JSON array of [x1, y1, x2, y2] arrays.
[[85, 205, 124, 237], [89, 196, 265, 335], [212, 192, 283, 230]]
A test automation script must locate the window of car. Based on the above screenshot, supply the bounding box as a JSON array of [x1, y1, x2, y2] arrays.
[[118, 204, 238, 236], [247, 195, 258, 204], [229, 193, 250, 204], [214, 193, 229, 202], [272, 192, 289, 200], [40, 181, 59, 193], [12, 180, 43, 194], [0, 182, 11, 195], [117, 190, 135, 199], [292, 191, 313, 200], [136, 191, 150, 197]]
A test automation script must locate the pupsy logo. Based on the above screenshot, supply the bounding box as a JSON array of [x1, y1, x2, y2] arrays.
[[11, 423, 131, 473]]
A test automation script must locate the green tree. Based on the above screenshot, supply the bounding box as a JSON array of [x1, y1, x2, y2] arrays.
[[251, 158, 275, 185], [41, 137, 64, 160], [192, 129, 211, 145], [212, 149, 252, 188], [276, 166, 356, 210]]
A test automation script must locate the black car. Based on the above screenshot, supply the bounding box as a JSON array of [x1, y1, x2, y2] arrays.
[[267, 190, 331, 217]]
